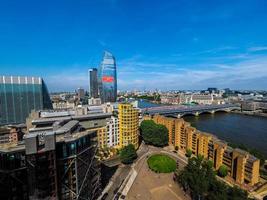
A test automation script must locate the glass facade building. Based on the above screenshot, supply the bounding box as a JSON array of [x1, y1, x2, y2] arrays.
[[98, 51, 117, 103], [0, 76, 52, 125], [88, 68, 98, 98]]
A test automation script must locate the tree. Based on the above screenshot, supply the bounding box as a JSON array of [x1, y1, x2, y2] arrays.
[[185, 149, 192, 158], [176, 156, 251, 200], [218, 165, 228, 178], [140, 120, 168, 147], [119, 144, 137, 164], [228, 186, 249, 200]]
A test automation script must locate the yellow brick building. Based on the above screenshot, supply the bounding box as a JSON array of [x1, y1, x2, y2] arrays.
[[97, 127, 107, 149], [145, 114, 260, 186], [118, 103, 139, 149]]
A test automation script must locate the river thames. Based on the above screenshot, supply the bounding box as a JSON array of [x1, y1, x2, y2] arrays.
[[184, 112, 267, 157], [138, 100, 267, 157]]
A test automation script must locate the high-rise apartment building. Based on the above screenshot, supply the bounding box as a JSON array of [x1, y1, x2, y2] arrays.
[[147, 114, 260, 186], [0, 76, 52, 125], [107, 116, 120, 148], [98, 51, 117, 103], [118, 103, 139, 149]]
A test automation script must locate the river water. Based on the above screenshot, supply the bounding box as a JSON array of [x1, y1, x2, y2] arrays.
[[138, 100, 267, 157], [184, 112, 267, 157]]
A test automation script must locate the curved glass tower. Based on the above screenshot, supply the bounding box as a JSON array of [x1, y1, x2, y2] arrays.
[[98, 51, 117, 103]]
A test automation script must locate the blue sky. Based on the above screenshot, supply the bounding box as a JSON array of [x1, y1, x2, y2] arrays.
[[0, 0, 267, 91]]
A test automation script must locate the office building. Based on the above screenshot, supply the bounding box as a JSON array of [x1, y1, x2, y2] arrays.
[[0, 110, 107, 200], [118, 103, 139, 149], [146, 114, 260, 186], [77, 87, 85, 101], [89, 68, 98, 98], [0, 76, 52, 125], [98, 51, 117, 103]]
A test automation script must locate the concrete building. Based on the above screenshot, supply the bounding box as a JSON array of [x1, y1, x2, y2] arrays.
[[146, 114, 260, 186], [118, 103, 139, 149], [97, 116, 119, 149], [88, 97, 101, 106], [106, 116, 120, 148], [191, 94, 213, 105], [241, 100, 267, 111], [0, 125, 25, 144]]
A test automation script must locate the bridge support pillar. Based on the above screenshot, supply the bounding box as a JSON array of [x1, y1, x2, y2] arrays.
[[177, 114, 181, 118], [211, 110, 215, 114], [195, 112, 199, 116]]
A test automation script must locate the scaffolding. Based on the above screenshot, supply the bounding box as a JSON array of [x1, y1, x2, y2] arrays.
[[57, 131, 101, 200], [0, 145, 28, 200]]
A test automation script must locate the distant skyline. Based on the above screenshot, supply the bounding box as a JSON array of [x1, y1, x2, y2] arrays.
[[0, 0, 267, 91]]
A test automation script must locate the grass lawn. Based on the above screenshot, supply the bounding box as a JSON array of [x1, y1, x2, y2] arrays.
[[147, 154, 176, 173]]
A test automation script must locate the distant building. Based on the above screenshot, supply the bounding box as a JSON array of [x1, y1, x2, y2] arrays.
[[98, 51, 117, 103], [207, 87, 218, 94], [88, 97, 101, 106], [89, 68, 98, 98], [118, 103, 139, 149], [0, 76, 52, 125], [77, 87, 85, 101], [241, 100, 267, 111], [191, 94, 213, 105]]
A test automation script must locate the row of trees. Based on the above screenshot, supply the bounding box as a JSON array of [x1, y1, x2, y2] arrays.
[[140, 120, 169, 146], [176, 155, 252, 200]]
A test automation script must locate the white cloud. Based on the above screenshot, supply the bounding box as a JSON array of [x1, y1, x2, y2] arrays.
[[117, 55, 267, 90], [248, 46, 267, 52], [44, 53, 267, 91]]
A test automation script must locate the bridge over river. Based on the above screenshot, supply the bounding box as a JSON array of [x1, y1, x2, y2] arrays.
[[141, 104, 240, 118]]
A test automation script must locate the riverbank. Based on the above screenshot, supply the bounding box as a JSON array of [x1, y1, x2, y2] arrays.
[[184, 112, 267, 158], [232, 110, 267, 118]]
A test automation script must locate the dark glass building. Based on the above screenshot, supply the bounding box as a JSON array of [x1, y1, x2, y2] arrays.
[[98, 51, 117, 103], [0, 76, 52, 125], [89, 68, 98, 98]]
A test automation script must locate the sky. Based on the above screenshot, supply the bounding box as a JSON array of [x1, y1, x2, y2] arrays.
[[0, 0, 267, 92]]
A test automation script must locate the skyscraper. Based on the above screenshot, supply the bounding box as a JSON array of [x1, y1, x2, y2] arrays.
[[98, 51, 117, 103], [88, 68, 98, 98], [0, 76, 52, 125]]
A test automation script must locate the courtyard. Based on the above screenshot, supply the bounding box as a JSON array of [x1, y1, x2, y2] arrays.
[[126, 153, 191, 200]]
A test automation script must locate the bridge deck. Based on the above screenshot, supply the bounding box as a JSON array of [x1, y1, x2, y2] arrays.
[[141, 104, 240, 115]]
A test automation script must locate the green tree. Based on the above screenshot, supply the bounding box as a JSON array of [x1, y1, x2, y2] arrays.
[[218, 165, 228, 178], [185, 149, 192, 158], [140, 120, 168, 147], [228, 186, 249, 200], [176, 156, 251, 200], [119, 144, 137, 164]]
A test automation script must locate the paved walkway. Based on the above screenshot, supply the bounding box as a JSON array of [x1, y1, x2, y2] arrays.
[[125, 146, 191, 200]]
